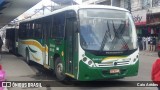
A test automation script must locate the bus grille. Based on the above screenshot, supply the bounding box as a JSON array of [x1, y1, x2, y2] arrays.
[[95, 60, 130, 67]]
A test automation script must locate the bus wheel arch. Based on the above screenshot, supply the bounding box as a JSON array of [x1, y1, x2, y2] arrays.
[[54, 54, 66, 81]]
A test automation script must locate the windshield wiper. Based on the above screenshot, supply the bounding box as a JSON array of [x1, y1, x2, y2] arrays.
[[110, 20, 129, 50], [100, 21, 110, 51]]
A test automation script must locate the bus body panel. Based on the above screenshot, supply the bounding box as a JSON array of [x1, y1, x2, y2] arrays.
[[77, 42, 139, 80], [78, 60, 139, 81], [18, 39, 45, 65]]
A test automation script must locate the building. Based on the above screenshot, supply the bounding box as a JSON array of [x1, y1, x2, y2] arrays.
[[82, 0, 160, 36], [130, 0, 160, 41], [82, 0, 160, 50]]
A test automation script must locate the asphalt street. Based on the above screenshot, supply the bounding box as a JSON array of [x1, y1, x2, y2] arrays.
[[0, 51, 158, 90]]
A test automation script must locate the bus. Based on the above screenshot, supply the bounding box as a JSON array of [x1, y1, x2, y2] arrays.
[[5, 28, 19, 55], [18, 5, 139, 81]]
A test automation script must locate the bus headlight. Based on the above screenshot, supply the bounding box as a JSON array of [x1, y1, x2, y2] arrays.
[[131, 55, 139, 64], [81, 57, 95, 67], [136, 55, 139, 59], [83, 57, 87, 62], [133, 58, 137, 62], [88, 60, 93, 65], [133, 55, 139, 62]]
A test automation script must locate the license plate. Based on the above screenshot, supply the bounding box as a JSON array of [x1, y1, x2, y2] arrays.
[[110, 69, 120, 74]]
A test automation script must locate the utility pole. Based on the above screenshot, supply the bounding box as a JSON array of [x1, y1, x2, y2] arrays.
[[128, 0, 131, 12]]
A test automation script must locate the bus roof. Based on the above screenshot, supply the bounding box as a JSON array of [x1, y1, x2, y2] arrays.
[[20, 5, 129, 23]]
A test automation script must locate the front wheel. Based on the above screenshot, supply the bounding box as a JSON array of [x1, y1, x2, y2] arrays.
[[55, 58, 66, 81]]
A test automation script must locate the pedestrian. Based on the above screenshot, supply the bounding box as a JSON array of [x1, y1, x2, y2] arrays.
[[153, 36, 156, 51], [150, 36, 154, 51], [142, 36, 146, 50], [151, 52, 160, 90], [148, 36, 151, 51], [146, 36, 148, 51], [138, 36, 141, 50], [138, 36, 143, 50], [0, 37, 3, 52]]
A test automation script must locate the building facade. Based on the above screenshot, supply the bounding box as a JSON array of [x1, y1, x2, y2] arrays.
[[82, 0, 160, 51], [131, 0, 160, 40]]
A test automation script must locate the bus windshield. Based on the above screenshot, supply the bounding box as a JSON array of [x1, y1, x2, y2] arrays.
[[79, 9, 138, 51]]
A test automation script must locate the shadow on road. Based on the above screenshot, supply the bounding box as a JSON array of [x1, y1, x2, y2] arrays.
[[27, 62, 137, 87]]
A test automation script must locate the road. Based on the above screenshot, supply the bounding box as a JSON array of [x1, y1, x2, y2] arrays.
[[0, 51, 158, 90]]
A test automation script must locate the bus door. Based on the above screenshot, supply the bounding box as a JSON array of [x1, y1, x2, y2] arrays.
[[42, 20, 50, 68], [65, 17, 76, 74]]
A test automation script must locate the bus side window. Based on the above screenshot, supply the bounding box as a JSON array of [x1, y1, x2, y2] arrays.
[[20, 23, 27, 39], [53, 13, 65, 39], [34, 22, 42, 39]]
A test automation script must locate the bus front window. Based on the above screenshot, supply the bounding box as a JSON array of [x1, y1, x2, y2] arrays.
[[79, 9, 138, 52]]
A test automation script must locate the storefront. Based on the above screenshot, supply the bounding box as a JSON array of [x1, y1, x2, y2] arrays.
[[132, 10, 147, 37], [146, 9, 160, 51], [147, 11, 160, 38]]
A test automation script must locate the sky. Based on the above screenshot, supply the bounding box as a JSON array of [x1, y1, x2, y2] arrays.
[[17, 0, 57, 20], [0, 0, 4, 5], [17, 0, 83, 20]]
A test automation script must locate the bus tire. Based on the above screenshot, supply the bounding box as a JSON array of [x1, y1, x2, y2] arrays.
[[26, 50, 31, 65], [55, 58, 66, 81]]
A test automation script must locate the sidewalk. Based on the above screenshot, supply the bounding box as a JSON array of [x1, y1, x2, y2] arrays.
[[139, 50, 158, 57]]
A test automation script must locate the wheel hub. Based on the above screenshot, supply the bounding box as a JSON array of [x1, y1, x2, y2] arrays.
[[57, 63, 63, 74]]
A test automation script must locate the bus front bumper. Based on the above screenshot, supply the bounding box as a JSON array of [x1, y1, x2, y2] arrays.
[[77, 60, 139, 81]]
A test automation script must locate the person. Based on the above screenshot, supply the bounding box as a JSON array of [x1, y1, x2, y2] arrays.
[[148, 36, 151, 51], [0, 37, 3, 52], [138, 36, 143, 50], [153, 36, 156, 51], [150, 36, 153, 51], [138, 36, 141, 50], [146, 36, 148, 51], [142, 36, 146, 50], [151, 52, 160, 90]]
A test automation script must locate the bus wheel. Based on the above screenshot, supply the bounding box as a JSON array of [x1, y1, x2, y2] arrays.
[[26, 50, 30, 65], [55, 58, 66, 81]]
